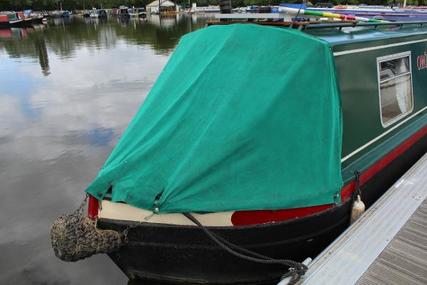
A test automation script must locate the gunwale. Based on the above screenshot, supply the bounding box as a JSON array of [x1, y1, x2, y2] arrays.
[[306, 24, 427, 49], [333, 37, 427, 55]]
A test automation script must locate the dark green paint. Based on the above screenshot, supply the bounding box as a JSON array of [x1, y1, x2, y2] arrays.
[[341, 114, 427, 184], [308, 25, 427, 173]]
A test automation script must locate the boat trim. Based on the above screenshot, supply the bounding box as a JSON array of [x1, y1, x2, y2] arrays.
[[341, 106, 427, 162], [334, 38, 427, 56], [99, 200, 234, 227]]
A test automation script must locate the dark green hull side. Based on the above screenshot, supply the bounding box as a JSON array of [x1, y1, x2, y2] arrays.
[[332, 33, 427, 178]]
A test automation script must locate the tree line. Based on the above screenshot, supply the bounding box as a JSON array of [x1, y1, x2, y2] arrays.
[[0, 0, 424, 11]]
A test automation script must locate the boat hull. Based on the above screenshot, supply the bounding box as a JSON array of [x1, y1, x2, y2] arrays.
[[98, 131, 427, 284], [99, 202, 351, 284], [0, 19, 23, 28], [31, 16, 45, 25], [21, 19, 34, 27]]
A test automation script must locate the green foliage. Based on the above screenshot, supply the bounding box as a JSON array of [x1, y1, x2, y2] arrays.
[[0, 0, 425, 10]]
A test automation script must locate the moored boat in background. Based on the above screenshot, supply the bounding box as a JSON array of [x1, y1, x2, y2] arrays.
[[89, 8, 99, 18], [18, 10, 34, 27], [280, 3, 427, 21], [51, 10, 71, 18], [89, 8, 107, 18], [0, 12, 23, 27], [128, 7, 145, 18], [82, 10, 91, 17], [0, 10, 47, 28], [116, 6, 130, 19], [30, 13, 45, 25]]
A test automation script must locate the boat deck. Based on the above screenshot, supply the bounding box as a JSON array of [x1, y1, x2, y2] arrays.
[[299, 153, 427, 285]]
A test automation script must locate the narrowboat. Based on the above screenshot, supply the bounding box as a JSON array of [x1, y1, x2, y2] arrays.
[[51, 10, 71, 18], [280, 4, 427, 21], [54, 21, 427, 284], [30, 14, 45, 25], [90, 8, 108, 18], [117, 6, 131, 19], [17, 11, 34, 27], [128, 7, 146, 18], [0, 12, 23, 27], [83, 10, 91, 17]]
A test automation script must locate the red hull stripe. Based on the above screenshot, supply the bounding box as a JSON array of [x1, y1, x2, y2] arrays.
[[340, 125, 427, 202], [232, 125, 427, 227], [231, 204, 333, 226]]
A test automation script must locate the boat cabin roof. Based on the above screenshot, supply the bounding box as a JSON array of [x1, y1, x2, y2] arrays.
[[209, 20, 427, 51], [306, 23, 427, 46]]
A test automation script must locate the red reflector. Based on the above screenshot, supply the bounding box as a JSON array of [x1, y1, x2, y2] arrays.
[[231, 204, 333, 226], [88, 196, 99, 220]]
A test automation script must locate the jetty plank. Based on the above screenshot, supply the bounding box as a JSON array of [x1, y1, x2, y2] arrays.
[[300, 153, 427, 285], [357, 198, 427, 285]]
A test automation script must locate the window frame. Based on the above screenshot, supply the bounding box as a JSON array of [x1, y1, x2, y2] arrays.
[[377, 51, 414, 128]]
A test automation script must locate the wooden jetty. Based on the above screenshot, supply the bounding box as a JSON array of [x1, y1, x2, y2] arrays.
[[299, 153, 427, 285]]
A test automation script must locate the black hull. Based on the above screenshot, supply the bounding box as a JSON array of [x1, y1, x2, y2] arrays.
[[31, 17, 44, 25], [0, 21, 23, 28], [21, 20, 34, 27], [98, 134, 427, 284], [100, 203, 350, 284]]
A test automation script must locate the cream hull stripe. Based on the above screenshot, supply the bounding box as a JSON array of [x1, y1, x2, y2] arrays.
[[341, 106, 427, 163], [333, 38, 427, 56], [99, 200, 234, 227]]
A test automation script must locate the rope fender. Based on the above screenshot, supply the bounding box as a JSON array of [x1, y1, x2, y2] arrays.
[[50, 198, 124, 262]]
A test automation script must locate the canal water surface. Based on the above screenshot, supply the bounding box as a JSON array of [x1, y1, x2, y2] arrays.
[[0, 15, 209, 285]]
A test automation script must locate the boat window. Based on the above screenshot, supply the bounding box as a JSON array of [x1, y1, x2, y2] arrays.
[[377, 52, 413, 127]]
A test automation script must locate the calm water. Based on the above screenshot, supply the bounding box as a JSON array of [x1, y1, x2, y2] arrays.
[[0, 15, 210, 285]]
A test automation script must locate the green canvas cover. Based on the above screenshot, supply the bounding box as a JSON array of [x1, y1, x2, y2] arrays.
[[86, 24, 343, 213]]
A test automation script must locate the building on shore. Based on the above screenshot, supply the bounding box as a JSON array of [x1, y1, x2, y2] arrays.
[[146, 0, 176, 14]]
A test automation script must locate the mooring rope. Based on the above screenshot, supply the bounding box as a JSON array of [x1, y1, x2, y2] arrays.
[[183, 213, 307, 285], [354, 170, 362, 198]]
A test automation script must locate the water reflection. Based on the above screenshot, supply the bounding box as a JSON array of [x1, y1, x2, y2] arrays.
[[0, 15, 208, 76], [0, 15, 210, 285]]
